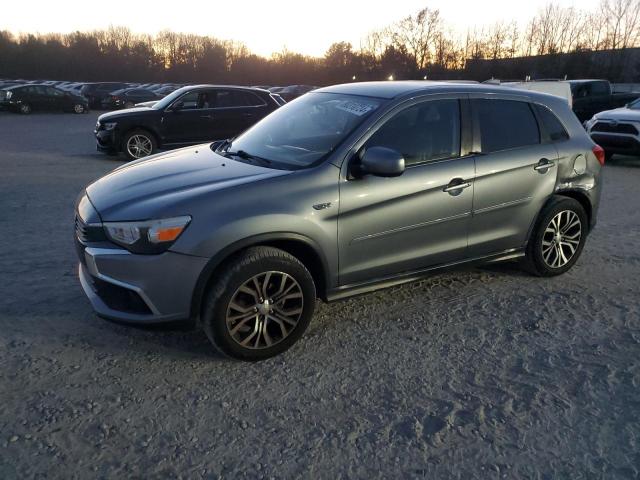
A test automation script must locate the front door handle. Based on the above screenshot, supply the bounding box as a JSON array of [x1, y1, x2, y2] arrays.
[[200, 114, 214, 119], [443, 178, 472, 195], [534, 158, 555, 172]]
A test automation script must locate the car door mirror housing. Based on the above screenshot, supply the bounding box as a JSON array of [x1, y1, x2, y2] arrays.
[[360, 146, 405, 177]]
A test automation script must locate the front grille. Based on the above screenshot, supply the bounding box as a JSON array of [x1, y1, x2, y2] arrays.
[[591, 122, 638, 135], [75, 215, 106, 243]]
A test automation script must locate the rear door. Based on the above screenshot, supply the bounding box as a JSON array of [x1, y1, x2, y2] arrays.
[[45, 87, 66, 110], [468, 96, 558, 257], [210, 89, 257, 139]]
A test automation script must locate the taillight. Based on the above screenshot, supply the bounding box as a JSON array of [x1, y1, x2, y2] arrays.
[[592, 144, 605, 166]]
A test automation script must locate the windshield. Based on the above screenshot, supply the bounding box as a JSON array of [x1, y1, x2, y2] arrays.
[[152, 86, 192, 110], [219, 92, 383, 168], [628, 98, 640, 109]]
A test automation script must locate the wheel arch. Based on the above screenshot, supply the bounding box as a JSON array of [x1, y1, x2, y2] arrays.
[[527, 190, 594, 244], [554, 189, 593, 229], [189, 233, 330, 324]]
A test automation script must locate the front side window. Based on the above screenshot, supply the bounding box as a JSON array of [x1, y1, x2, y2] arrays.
[[364, 99, 461, 166], [474, 99, 540, 153]]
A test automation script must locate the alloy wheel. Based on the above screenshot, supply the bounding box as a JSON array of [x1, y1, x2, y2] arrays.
[[542, 210, 582, 268], [74, 104, 84, 113], [20, 104, 31, 114], [126, 134, 153, 158], [226, 271, 304, 349]]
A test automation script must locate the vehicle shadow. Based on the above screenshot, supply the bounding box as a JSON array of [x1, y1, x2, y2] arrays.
[[608, 155, 640, 168]]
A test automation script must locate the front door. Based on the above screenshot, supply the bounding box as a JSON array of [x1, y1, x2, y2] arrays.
[[161, 89, 217, 145], [338, 97, 475, 286]]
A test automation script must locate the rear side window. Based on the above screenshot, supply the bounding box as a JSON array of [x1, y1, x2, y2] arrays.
[[214, 90, 261, 108], [535, 105, 569, 142], [474, 99, 540, 153], [365, 99, 461, 166]]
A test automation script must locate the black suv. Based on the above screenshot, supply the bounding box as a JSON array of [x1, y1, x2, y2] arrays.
[[100, 87, 161, 110], [0, 84, 89, 114], [94, 85, 282, 160], [80, 82, 129, 109]]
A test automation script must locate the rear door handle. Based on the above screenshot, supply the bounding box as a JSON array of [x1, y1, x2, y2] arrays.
[[200, 114, 214, 119], [534, 158, 555, 172], [443, 178, 472, 194]]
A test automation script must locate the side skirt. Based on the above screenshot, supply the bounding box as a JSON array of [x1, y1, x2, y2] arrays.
[[325, 248, 525, 303]]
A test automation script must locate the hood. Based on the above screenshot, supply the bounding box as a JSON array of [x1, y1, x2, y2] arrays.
[[98, 107, 154, 122], [592, 106, 640, 122], [86, 145, 292, 221]]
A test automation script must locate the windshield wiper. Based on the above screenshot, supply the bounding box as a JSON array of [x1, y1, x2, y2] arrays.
[[224, 149, 272, 166]]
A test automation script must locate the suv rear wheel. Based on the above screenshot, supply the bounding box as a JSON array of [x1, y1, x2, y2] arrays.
[[123, 129, 156, 160], [202, 247, 316, 361], [525, 196, 588, 276]]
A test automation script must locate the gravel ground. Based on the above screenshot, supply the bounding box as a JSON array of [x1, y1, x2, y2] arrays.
[[0, 111, 639, 479]]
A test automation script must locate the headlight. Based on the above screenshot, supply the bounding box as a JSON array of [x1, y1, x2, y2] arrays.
[[6, 91, 12, 100], [103, 216, 191, 254], [104, 122, 117, 130]]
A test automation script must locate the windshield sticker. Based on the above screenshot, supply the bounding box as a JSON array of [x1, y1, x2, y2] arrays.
[[335, 100, 377, 116]]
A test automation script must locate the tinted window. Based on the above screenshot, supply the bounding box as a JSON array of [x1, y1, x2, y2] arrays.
[[214, 90, 260, 108], [535, 105, 569, 142], [365, 99, 461, 166], [241, 91, 266, 106], [475, 99, 539, 153], [590, 81, 609, 96]]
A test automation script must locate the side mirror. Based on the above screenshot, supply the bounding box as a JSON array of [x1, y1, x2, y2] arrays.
[[360, 146, 405, 177]]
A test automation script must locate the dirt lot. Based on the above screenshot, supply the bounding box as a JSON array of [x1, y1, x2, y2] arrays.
[[0, 110, 639, 479]]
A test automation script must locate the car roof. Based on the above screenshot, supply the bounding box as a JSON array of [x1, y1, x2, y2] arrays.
[[180, 84, 266, 91], [567, 79, 607, 84], [315, 80, 560, 101]]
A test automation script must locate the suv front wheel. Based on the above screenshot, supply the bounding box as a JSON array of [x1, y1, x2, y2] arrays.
[[202, 247, 316, 361], [525, 196, 588, 276]]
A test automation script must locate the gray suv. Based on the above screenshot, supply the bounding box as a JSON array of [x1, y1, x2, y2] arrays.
[[75, 81, 604, 360]]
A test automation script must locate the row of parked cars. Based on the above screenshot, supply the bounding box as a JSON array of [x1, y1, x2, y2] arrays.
[[0, 78, 317, 114]]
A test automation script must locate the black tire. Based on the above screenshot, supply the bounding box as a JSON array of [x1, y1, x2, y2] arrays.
[[122, 129, 157, 160], [72, 103, 86, 114], [18, 103, 31, 114], [202, 246, 316, 361], [524, 196, 588, 277]]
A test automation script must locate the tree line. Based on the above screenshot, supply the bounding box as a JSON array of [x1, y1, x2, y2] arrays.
[[2, 0, 640, 85]]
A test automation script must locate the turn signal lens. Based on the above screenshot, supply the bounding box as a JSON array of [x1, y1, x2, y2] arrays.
[[592, 145, 606, 166], [147, 216, 191, 244]]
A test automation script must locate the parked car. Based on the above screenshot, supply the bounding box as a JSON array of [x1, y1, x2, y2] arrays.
[[584, 97, 640, 160], [569, 79, 640, 122], [76, 81, 604, 360], [134, 100, 158, 108], [100, 88, 161, 110], [0, 84, 88, 114], [153, 85, 180, 97], [80, 82, 129, 109], [94, 85, 282, 160], [278, 84, 316, 101]]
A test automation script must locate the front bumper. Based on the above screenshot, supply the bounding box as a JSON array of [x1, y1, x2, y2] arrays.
[[95, 128, 119, 152], [590, 132, 640, 155], [78, 245, 208, 324]]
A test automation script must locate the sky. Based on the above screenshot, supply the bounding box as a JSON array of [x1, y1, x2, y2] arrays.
[[2, 0, 602, 57]]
